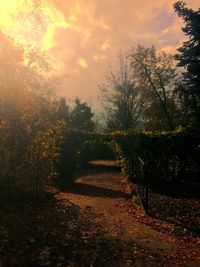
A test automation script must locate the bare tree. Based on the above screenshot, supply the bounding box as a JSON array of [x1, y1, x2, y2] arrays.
[[99, 52, 143, 131]]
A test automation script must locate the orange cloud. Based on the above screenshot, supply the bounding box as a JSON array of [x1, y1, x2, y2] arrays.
[[78, 58, 88, 68], [0, 0, 199, 102]]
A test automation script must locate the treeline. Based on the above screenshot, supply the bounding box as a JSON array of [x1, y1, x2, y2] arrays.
[[56, 97, 94, 131], [100, 1, 200, 132], [0, 1, 199, 198]]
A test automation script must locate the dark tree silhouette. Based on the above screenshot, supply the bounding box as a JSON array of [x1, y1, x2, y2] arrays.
[[99, 53, 142, 131], [130, 45, 177, 131], [174, 1, 200, 127], [56, 97, 69, 122], [70, 98, 94, 131]]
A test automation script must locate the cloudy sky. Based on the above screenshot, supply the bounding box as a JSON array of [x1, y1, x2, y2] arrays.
[[0, 0, 200, 104]]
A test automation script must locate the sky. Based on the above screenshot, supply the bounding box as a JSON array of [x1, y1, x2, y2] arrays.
[[0, 0, 200, 106]]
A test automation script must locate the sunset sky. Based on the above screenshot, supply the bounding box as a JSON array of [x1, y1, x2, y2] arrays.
[[0, 0, 200, 105]]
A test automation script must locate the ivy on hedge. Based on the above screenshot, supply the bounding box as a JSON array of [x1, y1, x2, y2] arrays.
[[56, 126, 200, 186], [56, 127, 113, 183], [111, 127, 200, 185]]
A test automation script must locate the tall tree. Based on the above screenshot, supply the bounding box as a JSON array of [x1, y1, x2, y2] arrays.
[[0, 31, 62, 195], [70, 98, 94, 131], [56, 97, 69, 122], [130, 45, 178, 131], [99, 53, 142, 131], [174, 1, 200, 127]]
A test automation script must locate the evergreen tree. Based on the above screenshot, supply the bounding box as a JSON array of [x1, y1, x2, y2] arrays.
[[56, 97, 69, 122], [174, 1, 200, 126], [70, 98, 94, 131]]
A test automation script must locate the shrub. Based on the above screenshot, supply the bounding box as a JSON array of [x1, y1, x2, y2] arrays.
[[56, 129, 114, 183], [111, 128, 200, 186]]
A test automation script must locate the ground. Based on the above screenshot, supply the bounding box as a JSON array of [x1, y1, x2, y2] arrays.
[[0, 160, 200, 266]]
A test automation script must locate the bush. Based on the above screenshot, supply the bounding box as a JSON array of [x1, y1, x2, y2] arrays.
[[56, 129, 114, 183], [0, 98, 64, 198], [0, 31, 65, 199], [111, 128, 200, 186]]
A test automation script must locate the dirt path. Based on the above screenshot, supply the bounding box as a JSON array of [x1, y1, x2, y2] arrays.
[[59, 160, 200, 267], [1, 160, 199, 267]]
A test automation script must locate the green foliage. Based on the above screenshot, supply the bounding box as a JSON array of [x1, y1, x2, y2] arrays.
[[70, 98, 95, 131], [0, 31, 64, 198], [57, 128, 90, 182], [55, 97, 95, 131], [57, 126, 199, 188], [56, 97, 69, 122], [56, 129, 113, 184], [111, 128, 200, 185], [0, 90, 64, 198], [130, 45, 179, 131], [174, 1, 200, 127], [100, 45, 185, 131]]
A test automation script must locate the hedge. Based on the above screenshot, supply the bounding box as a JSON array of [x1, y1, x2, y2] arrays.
[[56, 127, 200, 188], [111, 127, 200, 186], [56, 128, 114, 184]]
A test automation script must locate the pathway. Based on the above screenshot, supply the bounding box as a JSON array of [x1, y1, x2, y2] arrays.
[[58, 160, 200, 267]]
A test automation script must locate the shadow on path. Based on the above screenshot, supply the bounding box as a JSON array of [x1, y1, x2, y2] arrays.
[[62, 182, 129, 199], [0, 190, 135, 267], [61, 160, 129, 199]]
